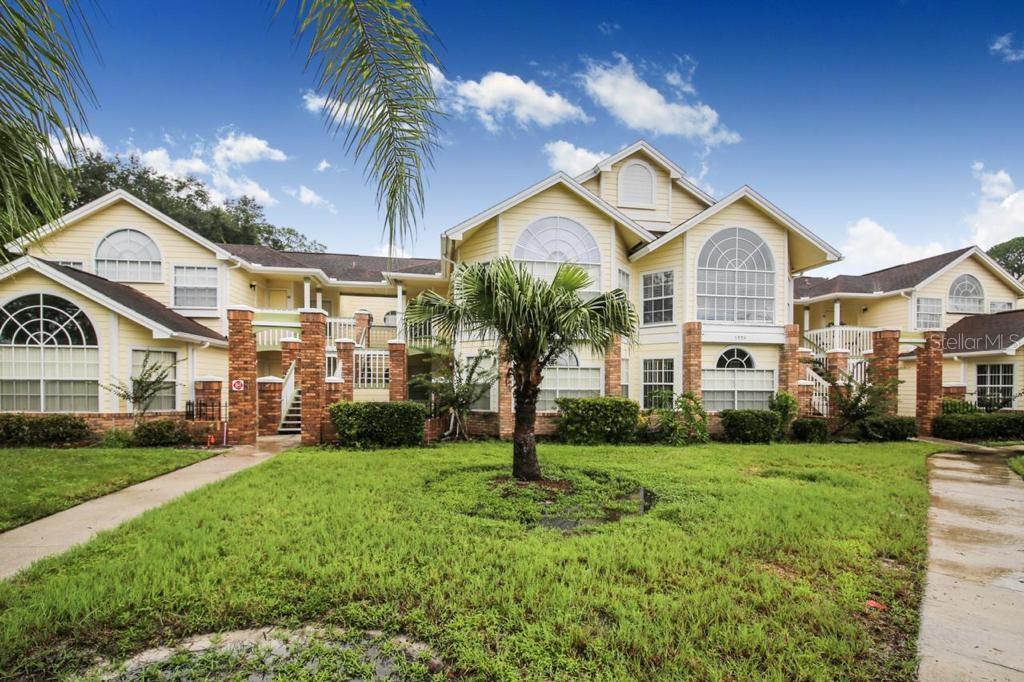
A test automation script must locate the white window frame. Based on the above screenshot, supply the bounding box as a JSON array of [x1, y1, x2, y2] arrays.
[[641, 269, 674, 326], [701, 347, 775, 412], [617, 268, 631, 296], [620, 358, 629, 399], [466, 353, 497, 413], [947, 274, 985, 314], [537, 365, 603, 412], [989, 300, 1014, 313], [172, 265, 219, 310], [915, 296, 943, 330], [696, 227, 776, 325], [131, 349, 178, 412], [512, 216, 601, 296], [642, 358, 675, 409], [94, 229, 163, 283], [617, 159, 656, 209], [55, 260, 84, 270], [976, 363, 1014, 408]]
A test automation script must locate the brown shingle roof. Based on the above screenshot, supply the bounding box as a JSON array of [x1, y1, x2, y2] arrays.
[[43, 261, 226, 342], [794, 247, 973, 299], [216, 243, 441, 282], [943, 309, 1024, 354]]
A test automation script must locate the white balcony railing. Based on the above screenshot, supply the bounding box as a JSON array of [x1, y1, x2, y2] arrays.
[[327, 317, 356, 343], [804, 326, 877, 359], [356, 349, 390, 388]]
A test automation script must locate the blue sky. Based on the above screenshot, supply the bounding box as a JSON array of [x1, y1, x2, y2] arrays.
[[75, 1, 1024, 274]]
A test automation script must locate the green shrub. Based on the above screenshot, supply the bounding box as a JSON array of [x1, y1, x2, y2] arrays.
[[555, 396, 639, 444], [792, 417, 828, 443], [859, 416, 917, 441], [637, 392, 710, 446], [132, 419, 192, 447], [330, 401, 426, 448], [720, 409, 781, 444], [0, 413, 92, 446], [99, 428, 134, 448], [941, 397, 977, 414], [932, 412, 1024, 441], [769, 391, 798, 440]]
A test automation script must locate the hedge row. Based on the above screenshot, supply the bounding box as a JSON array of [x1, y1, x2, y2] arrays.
[[932, 412, 1024, 441], [0, 414, 92, 446], [556, 397, 640, 445], [330, 401, 426, 448]]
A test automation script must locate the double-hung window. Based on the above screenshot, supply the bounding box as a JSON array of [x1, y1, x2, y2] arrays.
[[620, 358, 629, 398], [976, 364, 1014, 409], [642, 271, 673, 325], [132, 350, 177, 411], [642, 358, 674, 409], [916, 297, 942, 330], [537, 351, 601, 411], [990, 300, 1014, 313], [617, 268, 631, 295], [173, 266, 219, 308], [702, 348, 775, 412]]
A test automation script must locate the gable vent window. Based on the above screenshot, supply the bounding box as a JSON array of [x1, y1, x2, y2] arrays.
[[95, 229, 162, 282], [618, 161, 655, 208], [948, 274, 984, 313]]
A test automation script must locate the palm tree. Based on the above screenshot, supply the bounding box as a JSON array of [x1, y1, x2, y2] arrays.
[[406, 257, 638, 481]]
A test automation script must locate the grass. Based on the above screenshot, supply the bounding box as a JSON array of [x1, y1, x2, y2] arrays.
[[976, 440, 1024, 447], [0, 441, 943, 680], [0, 447, 219, 531], [1010, 456, 1024, 480]]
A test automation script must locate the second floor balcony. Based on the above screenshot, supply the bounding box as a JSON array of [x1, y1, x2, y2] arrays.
[[253, 309, 435, 351]]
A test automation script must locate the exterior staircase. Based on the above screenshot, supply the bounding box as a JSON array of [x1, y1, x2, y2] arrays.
[[278, 388, 301, 434]]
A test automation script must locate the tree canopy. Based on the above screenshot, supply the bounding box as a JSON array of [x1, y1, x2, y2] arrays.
[[988, 236, 1024, 279]]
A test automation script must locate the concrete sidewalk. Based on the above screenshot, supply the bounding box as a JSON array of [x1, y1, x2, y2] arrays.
[[0, 435, 297, 580], [918, 450, 1024, 681]]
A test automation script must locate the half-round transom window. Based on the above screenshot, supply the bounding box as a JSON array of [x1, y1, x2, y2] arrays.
[[697, 227, 775, 323], [0, 294, 99, 412], [948, 274, 984, 313], [95, 229, 162, 282], [716, 347, 754, 369], [618, 160, 655, 207], [513, 216, 601, 292]]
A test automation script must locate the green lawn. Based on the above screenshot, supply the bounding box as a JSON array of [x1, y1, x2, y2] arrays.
[[1010, 456, 1024, 480], [0, 441, 942, 680], [977, 440, 1024, 448], [0, 447, 219, 531]]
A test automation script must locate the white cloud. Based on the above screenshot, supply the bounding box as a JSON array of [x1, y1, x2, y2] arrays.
[[966, 162, 1024, 248], [315, 159, 332, 172], [597, 21, 620, 36], [136, 147, 209, 177], [212, 172, 276, 205], [664, 55, 698, 96], [285, 184, 337, 214], [542, 140, 608, 175], [990, 33, 1024, 63], [302, 90, 353, 126], [820, 217, 946, 276], [580, 54, 740, 147], [431, 66, 589, 132], [211, 131, 287, 168], [49, 132, 109, 164], [374, 242, 411, 258]]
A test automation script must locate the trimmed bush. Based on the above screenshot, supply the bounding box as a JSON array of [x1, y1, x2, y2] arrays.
[[99, 428, 134, 448], [0, 413, 92, 446], [792, 417, 828, 443], [132, 419, 192, 447], [720, 409, 781, 444], [330, 401, 426, 448], [769, 391, 798, 440], [941, 397, 978, 414], [859, 416, 917, 441], [556, 396, 639, 444], [932, 412, 1024, 441]]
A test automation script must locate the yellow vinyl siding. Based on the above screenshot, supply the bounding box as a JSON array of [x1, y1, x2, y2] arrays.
[[337, 294, 399, 320], [917, 255, 1020, 326], [701, 343, 779, 371], [457, 217, 499, 264], [669, 183, 709, 225], [859, 296, 910, 330], [26, 200, 223, 308], [897, 361, 916, 417]]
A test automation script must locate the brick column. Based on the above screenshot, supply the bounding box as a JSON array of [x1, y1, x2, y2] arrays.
[[604, 336, 621, 397], [682, 321, 702, 397], [336, 338, 355, 402], [388, 340, 407, 401], [281, 336, 301, 374], [300, 309, 326, 445], [194, 378, 221, 409], [227, 308, 258, 444], [354, 309, 372, 346], [497, 346, 514, 439], [824, 348, 850, 380], [943, 384, 967, 400], [257, 377, 282, 436], [916, 331, 944, 436], [871, 329, 900, 415], [778, 323, 801, 396], [797, 379, 814, 416], [322, 377, 345, 442]]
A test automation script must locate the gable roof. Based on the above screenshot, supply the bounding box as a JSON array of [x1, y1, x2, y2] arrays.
[[8, 189, 233, 260], [901, 308, 1024, 358], [215, 243, 442, 283], [0, 257, 227, 345], [573, 140, 716, 207], [442, 172, 657, 245], [628, 185, 842, 266], [794, 246, 1024, 301]]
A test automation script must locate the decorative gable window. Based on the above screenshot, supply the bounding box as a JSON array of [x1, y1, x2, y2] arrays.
[[512, 216, 601, 295], [173, 266, 218, 308], [916, 297, 942, 330], [697, 227, 775, 323], [95, 229, 162, 282], [618, 160, 655, 207], [948, 274, 985, 313]]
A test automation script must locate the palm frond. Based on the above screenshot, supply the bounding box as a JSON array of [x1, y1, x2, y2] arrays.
[[0, 0, 94, 249], [285, 0, 441, 255]]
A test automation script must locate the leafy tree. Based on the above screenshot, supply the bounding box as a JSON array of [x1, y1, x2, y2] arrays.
[[988, 236, 1024, 279], [818, 359, 900, 435], [408, 343, 497, 440], [102, 351, 181, 428], [406, 258, 638, 480], [769, 391, 799, 440]]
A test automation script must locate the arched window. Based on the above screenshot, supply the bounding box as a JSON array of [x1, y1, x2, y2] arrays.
[[513, 216, 601, 293], [0, 294, 99, 412], [95, 229, 162, 281], [716, 347, 754, 369], [383, 310, 398, 326], [618, 160, 655, 207], [538, 348, 600, 411], [948, 274, 984, 313], [697, 227, 775, 323]]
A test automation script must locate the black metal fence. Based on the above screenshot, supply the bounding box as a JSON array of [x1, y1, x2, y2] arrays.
[[185, 399, 226, 421]]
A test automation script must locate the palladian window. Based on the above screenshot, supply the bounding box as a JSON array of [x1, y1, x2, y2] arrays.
[[697, 227, 775, 323], [95, 229, 162, 281], [948, 274, 984, 313], [0, 294, 99, 411], [513, 216, 601, 295], [702, 347, 775, 412]]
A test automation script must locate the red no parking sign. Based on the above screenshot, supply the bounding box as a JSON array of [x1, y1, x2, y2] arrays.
[[230, 379, 245, 392]]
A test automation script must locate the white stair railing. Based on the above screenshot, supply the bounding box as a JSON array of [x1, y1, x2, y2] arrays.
[[281, 360, 297, 418], [806, 366, 830, 418]]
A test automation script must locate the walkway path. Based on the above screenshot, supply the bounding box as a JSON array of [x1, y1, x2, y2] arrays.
[[0, 435, 298, 580], [918, 447, 1024, 680]]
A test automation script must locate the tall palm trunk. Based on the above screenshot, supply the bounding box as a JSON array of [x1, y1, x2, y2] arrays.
[[512, 378, 542, 481]]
